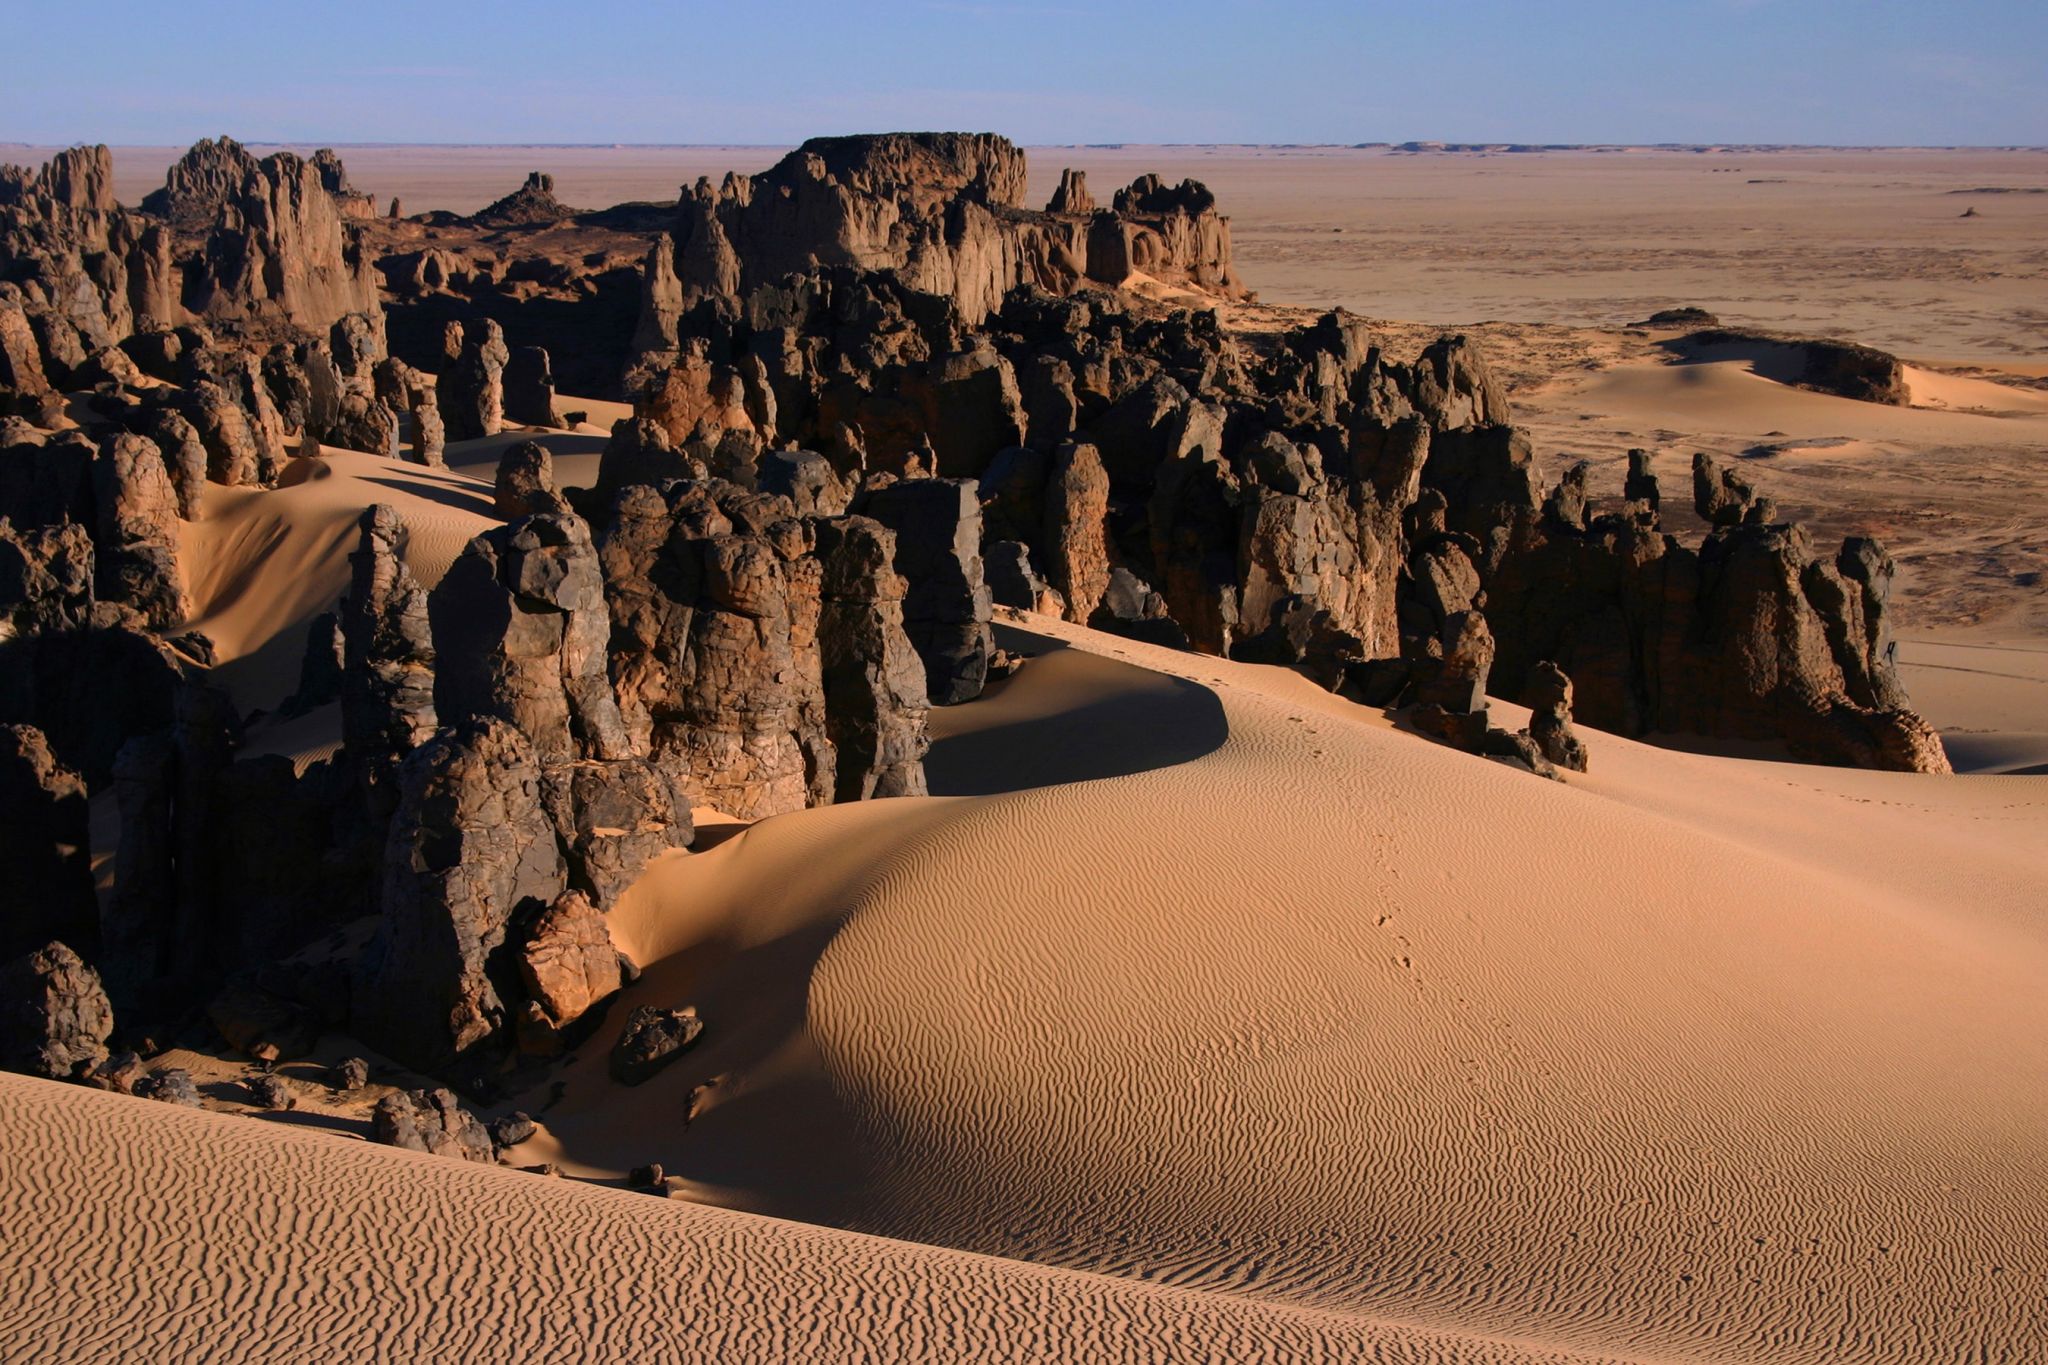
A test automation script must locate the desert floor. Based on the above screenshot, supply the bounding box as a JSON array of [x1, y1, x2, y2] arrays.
[[2, 145, 2045, 1362]]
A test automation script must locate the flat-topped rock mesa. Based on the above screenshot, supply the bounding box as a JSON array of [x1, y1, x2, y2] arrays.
[[648, 132, 1241, 336]]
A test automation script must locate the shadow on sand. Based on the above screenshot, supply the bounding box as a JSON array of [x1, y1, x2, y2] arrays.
[[923, 623, 1229, 796]]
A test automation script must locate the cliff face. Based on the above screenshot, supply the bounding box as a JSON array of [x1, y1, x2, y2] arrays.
[[0, 139, 383, 384], [182, 151, 384, 334], [652, 134, 1240, 346]]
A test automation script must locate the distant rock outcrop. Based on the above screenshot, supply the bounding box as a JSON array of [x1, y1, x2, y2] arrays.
[[647, 133, 1241, 335]]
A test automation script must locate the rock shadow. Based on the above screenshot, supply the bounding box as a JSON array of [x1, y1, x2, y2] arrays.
[[923, 623, 1229, 796]]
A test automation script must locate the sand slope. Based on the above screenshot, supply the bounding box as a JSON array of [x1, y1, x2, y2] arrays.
[[482, 617, 2048, 1365], [0, 1073, 1625, 1364], [45, 379, 2043, 1364]]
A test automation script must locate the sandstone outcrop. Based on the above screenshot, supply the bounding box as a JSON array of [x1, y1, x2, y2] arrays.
[[437, 319, 508, 442], [0, 726, 97, 961], [2, 941, 113, 1080], [493, 439, 561, 518], [610, 1004, 702, 1086], [599, 480, 826, 819], [1526, 661, 1589, 773], [91, 432, 187, 627], [371, 1087, 496, 1162], [355, 718, 567, 1070], [650, 134, 1240, 329], [858, 478, 992, 705], [340, 506, 437, 800], [815, 516, 931, 801], [503, 345, 563, 427], [514, 890, 622, 1052]]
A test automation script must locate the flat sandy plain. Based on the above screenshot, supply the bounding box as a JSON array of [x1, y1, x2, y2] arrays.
[[1, 143, 2045, 1363]]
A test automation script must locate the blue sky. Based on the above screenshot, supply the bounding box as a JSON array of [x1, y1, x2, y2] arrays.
[[3, 0, 2044, 146]]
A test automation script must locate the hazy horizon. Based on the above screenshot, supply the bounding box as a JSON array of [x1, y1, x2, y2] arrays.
[[3, 0, 2044, 148]]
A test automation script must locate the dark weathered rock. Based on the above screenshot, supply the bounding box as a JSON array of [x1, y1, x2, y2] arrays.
[[1414, 610, 1494, 715], [280, 612, 345, 717], [354, 719, 567, 1070], [1525, 660, 1589, 773], [332, 1056, 370, 1092], [91, 432, 187, 627], [1042, 441, 1111, 625], [87, 1051, 147, 1095], [609, 1004, 702, 1086], [340, 506, 437, 800], [437, 319, 508, 442], [554, 756, 692, 908], [249, 1072, 295, 1110], [599, 481, 816, 819], [143, 410, 209, 521], [1047, 168, 1095, 215], [0, 726, 96, 961], [207, 981, 319, 1062], [816, 516, 931, 801], [759, 449, 850, 518], [430, 512, 633, 765], [489, 1111, 537, 1149], [179, 148, 384, 333], [1, 941, 112, 1079], [859, 478, 992, 705], [982, 540, 1061, 615], [142, 1066, 202, 1107], [371, 1087, 495, 1162], [475, 172, 573, 227], [503, 346, 563, 428], [493, 440, 561, 518]]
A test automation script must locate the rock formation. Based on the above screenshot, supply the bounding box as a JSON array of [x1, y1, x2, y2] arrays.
[[438, 319, 508, 441], [0, 727, 96, 960], [340, 506, 437, 801], [858, 479, 993, 705], [815, 516, 931, 801], [2, 941, 113, 1080], [371, 1087, 496, 1162], [514, 890, 623, 1052], [503, 345, 563, 427], [355, 718, 568, 1070], [651, 134, 1240, 329]]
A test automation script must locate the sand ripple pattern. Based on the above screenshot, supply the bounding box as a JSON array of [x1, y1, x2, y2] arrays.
[[0, 1073, 1624, 1364], [568, 628, 2048, 1365]]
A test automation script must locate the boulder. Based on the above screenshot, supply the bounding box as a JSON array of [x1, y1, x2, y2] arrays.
[[609, 1004, 702, 1086], [493, 439, 562, 518], [1, 940, 112, 1079], [1526, 660, 1590, 773], [370, 1088, 495, 1162], [514, 890, 622, 1052]]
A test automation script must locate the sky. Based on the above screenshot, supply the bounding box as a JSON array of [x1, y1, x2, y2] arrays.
[[2, 0, 2044, 147]]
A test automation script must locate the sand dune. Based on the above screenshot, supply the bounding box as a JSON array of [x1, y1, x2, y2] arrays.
[[478, 614, 2048, 1365], [27, 601, 2047, 1361], [180, 448, 496, 708], [1, 1073, 1620, 1365], [20, 374, 2044, 1362], [11, 140, 2039, 1359]]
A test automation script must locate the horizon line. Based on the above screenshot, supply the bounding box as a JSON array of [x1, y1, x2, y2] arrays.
[[4, 139, 2048, 154]]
